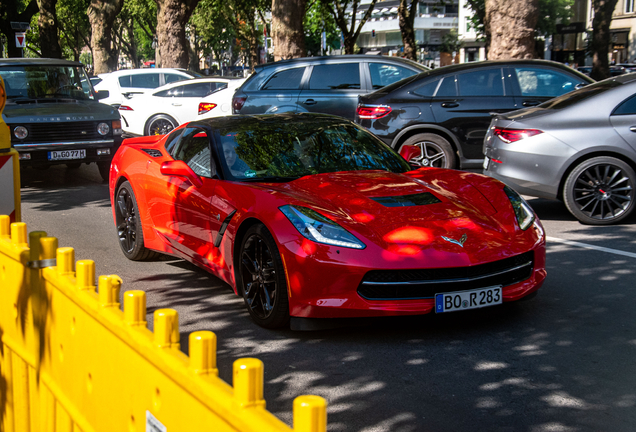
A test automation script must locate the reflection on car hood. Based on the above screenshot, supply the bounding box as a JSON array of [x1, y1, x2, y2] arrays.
[[262, 170, 517, 259]]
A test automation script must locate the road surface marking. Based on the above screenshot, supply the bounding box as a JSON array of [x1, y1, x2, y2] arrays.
[[547, 236, 636, 259]]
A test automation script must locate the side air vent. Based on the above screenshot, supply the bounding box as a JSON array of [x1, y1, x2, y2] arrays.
[[370, 192, 441, 207], [142, 149, 163, 157]]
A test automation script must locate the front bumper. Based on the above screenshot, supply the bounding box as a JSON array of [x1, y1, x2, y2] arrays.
[[13, 137, 123, 167], [279, 225, 547, 319]]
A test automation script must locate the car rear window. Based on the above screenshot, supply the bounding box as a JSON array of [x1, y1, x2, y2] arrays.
[[131, 73, 160, 88], [369, 63, 418, 89], [262, 68, 305, 90], [309, 64, 360, 90]]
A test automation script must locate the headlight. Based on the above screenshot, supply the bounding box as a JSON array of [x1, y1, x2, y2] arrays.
[[503, 186, 535, 230], [97, 122, 110, 135], [14, 126, 28, 139], [280, 205, 366, 249]]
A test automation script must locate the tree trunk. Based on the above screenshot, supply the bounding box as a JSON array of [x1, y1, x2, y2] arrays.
[[398, 0, 418, 61], [272, 0, 307, 61], [485, 0, 538, 59], [88, 0, 125, 73], [38, 0, 62, 58], [590, 0, 619, 81], [154, 0, 200, 69], [0, 0, 39, 58]]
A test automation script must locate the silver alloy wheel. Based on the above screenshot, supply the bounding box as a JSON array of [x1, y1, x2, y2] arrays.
[[564, 156, 635, 225], [146, 115, 176, 136], [408, 141, 448, 168]]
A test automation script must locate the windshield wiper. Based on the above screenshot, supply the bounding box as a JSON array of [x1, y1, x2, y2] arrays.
[[239, 176, 300, 183]]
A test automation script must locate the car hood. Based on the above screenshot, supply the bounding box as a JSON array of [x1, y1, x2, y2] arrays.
[[263, 170, 520, 261], [2, 99, 119, 122]]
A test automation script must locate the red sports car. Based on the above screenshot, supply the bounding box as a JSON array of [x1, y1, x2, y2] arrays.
[[109, 114, 546, 329]]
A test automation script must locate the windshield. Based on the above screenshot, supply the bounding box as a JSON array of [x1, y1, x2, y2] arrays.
[[0, 64, 94, 101], [539, 79, 622, 110], [216, 118, 412, 181]]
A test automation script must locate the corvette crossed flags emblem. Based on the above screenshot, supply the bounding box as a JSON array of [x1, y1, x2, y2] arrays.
[[441, 233, 467, 247]]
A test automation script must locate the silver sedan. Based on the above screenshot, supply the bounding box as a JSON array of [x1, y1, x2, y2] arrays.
[[483, 75, 636, 225]]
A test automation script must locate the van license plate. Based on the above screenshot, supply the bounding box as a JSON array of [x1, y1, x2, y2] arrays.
[[435, 286, 502, 313], [48, 150, 86, 161]]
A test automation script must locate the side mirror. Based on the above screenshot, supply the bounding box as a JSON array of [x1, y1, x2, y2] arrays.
[[160, 160, 203, 188], [96, 90, 109, 100], [399, 145, 421, 163]]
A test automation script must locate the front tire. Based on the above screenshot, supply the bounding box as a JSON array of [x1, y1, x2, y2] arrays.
[[563, 156, 636, 225], [237, 224, 290, 329], [399, 133, 456, 169], [97, 161, 110, 181], [115, 181, 160, 260], [145, 114, 177, 136]]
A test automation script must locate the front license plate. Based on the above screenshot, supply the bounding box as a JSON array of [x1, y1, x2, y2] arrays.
[[48, 149, 86, 161], [483, 156, 490, 170], [435, 286, 502, 313]]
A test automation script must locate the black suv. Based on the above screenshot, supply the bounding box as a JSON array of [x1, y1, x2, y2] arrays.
[[356, 59, 593, 169], [0, 58, 122, 180], [232, 55, 428, 120]]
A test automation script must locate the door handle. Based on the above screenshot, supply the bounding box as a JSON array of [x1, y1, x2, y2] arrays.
[[171, 103, 182, 106], [303, 99, 317, 105], [441, 102, 459, 108], [630, 126, 636, 132], [522, 100, 540, 107]]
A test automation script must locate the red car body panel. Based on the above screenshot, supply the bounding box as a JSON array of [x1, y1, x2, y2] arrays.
[[110, 127, 546, 319]]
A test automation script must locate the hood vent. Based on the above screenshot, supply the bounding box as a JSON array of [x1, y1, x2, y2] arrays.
[[142, 149, 163, 157], [370, 192, 441, 207]]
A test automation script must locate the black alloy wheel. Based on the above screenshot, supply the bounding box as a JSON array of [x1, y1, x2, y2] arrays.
[[400, 133, 456, 169], [115, 181, 159, 260], [238, 224, 290, 328], [145, 114, 177, 136], [564, 156, 636, 225]]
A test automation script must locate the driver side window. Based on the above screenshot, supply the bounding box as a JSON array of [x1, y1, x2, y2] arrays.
[[173, 127, 216, 178]]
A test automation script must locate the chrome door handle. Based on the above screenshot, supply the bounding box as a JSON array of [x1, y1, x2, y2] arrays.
[[441, 102, 459, 108], [171, 103, 182, 106], [629, 126, 636, 132], [303, 99, 317, 105]]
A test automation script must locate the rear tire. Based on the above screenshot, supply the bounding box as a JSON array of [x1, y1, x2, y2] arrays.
[[114, 181, 161, 261], [237, 224, 290, 329], [399, 133, 456, 169], [563, 156, 636, 225], [145, 114, 177, 136]]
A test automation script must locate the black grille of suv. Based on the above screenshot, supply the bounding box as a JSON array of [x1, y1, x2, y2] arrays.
[[10, 121, 109, 143], [358, 251, 534, 300]]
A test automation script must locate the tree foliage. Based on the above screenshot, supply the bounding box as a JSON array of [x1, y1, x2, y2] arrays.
[[304, 1, 339, 56]]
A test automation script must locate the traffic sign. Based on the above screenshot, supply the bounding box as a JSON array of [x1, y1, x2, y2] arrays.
[[15, 32, 26, 48]]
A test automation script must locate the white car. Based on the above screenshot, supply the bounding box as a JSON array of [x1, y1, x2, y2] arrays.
[[196, 78, 247, 120], [93, 68, 200, 108], [118, 77, 243, 136]]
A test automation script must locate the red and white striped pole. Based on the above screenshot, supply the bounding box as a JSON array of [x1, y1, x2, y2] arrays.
[[0, 75, 21, 223]]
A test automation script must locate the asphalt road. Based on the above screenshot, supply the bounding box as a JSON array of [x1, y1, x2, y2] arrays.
[[18, 163, 636, 432]]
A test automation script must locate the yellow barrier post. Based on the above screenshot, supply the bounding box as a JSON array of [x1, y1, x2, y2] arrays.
[[293, 396, 328, 432], [0, 76, 21, 223]]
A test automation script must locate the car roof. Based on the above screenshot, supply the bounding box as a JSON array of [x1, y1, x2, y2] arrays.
[[151, 76, 237, 91], [190, 112, 350, 130], [101, 68, 193, 77], [0, 58, 83, 67], [253, 55, 428, 72]]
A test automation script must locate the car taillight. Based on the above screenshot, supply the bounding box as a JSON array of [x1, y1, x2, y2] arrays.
[[356, 104, 392, 119], [119, 105, 133, 111], [198, 102, 217, 115], [493, 127, 543, 143], [232, 96, 246, 113]]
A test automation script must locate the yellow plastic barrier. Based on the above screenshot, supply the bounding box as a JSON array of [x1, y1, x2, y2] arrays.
[[0, 76, 21, 223], [0, 215, 327, 431]]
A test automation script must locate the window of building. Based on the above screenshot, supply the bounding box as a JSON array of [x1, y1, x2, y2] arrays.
[[626, 0, 634, 13]]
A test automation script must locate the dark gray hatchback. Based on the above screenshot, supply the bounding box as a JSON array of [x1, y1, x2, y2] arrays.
[[0, 58, 122, 180], [232, 55, 428, 120]]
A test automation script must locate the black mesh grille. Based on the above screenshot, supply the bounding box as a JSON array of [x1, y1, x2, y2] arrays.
[[10, 121, 111, 143], [358, 251, 534, 300]]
